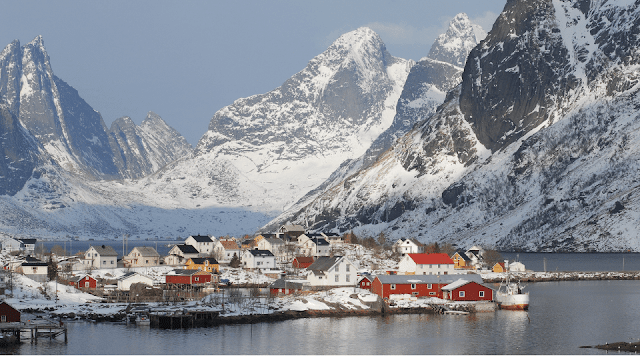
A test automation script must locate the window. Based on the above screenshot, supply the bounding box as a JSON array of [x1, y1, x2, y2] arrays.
[[479, 291, 485, 297], [429, 292, 436, 296], [195, 277, 199, 281], [346, 275, 350, 283], [427, 284, 432, 289], [85, 282, 89, 288], [102, 260, 106, 265], [429, 264, 432, 268], [335, 275, 339, 282], [411, 284, 416, 289], [390, 284, 396, 290], [346, 264, 350, 272], [459, 291, 465, 298], [1, 315, 6, 322], [412, 292, 419, 296], [110, 260, 114, 264], [146, 260, 149, 264]]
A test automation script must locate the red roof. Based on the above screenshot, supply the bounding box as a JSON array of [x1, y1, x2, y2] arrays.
[[407, 253, 454, 265]]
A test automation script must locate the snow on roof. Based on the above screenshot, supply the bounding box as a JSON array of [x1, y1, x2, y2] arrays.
[[441, 278, 472, 290], [89, 245, 118, 256]]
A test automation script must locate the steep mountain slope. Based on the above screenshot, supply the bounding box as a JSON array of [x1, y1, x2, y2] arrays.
[[0, 37, 191, 180], [109, 111, 192, 178], [272, 0, 640, 252], [136, 27, 412, 216], [266, 13, 484, 227]]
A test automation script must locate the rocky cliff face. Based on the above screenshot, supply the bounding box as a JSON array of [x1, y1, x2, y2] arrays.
[[269, 0, 640, 252], [0, 37, 192, 181]]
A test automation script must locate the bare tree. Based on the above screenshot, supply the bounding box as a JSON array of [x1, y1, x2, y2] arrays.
[[482, 248, 503, 268]]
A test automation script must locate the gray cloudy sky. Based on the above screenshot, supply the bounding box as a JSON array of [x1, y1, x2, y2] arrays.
[[0, 0, 506, 145]]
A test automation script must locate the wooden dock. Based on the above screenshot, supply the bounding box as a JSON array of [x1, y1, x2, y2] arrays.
[[0, 321, 67, 345], [150, 310, 219, 329]]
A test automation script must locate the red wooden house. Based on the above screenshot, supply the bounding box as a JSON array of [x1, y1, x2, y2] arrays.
[[292, 256, 314, 269], [371, 274, 485, 300], [165, 270, 213, 285], [76, 275, 97, 289], [358, 274, 375, 291], [0, 301, 20, 323], [442, 279, 493, 301]]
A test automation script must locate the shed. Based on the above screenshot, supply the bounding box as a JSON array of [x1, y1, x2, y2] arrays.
[[0, 302, 20, 323], [441, 279, 494, 301]]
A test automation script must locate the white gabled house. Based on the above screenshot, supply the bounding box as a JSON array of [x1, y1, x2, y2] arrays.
[[214, 241, 241, 263], [297, 234, 331, 258], [306, 256, 358, 287], [184, 235, 215, 255], [117, 272, 154, 291], [392, 238, 425, 254], [256, 236, 286, 261], [166, 244, 200, 265], [242, 250, 276, 270], [20, 256, 48, 282], [124, 246, 161, 267], [84, 245, 119, 269], [397, 253, 454, 275]]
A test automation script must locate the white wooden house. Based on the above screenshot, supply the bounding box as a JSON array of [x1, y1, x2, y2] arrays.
[[184, 235, 215, 255], [306, 256, 358, 287], [166, 244, 200, 265], [214, 241, 241, 263], [392, 238, 425, 254], [20, 257, 48, 282], [397, 253, 454, 275], [256, 236, 286, 261], [299, 235, 331, 258], [84, 245, 118, 269], [242, 250, 276, 270], [124, 246, 160, 267], [117, 272, 154, 291]]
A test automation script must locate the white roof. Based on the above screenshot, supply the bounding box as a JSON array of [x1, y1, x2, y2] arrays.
[[441, 278, 471, 291]]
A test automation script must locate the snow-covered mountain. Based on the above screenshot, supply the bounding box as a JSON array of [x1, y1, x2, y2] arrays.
[[269, 0, 640, 252], [136, 27, 413, 216], [0, 37, 192, 181], [0, 28, 413, 238], [265, 13, 485, 226]]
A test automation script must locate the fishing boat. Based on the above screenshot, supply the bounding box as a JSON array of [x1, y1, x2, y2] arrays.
[[495, 273, 529, 310]]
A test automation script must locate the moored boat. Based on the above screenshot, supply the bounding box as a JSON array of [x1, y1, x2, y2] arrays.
[[495, 273, 529, 310]]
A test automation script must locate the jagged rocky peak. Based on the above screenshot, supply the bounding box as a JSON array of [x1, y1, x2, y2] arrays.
[[427, 13, 486, 67]]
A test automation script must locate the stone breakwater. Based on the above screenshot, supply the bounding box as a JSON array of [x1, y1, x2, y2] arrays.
[[482, 271, 640, 283]]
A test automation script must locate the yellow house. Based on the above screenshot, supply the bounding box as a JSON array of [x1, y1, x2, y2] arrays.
[[492, 262, 506, 273], [451, 252, 472, 269], [185, 257, 220, 273]]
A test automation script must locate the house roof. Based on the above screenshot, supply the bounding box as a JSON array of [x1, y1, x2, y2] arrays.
[[218, 241, 239, 250], [119, 272, 152, 280], [406, 253, 454, 265], [306, 256, 342, 273], [375, 274, 483, 285], [89, 245, 118, 257], [189, 235, 213, 243], [453, 251, 472, 262], [294, 256, 314, 264], [22, 261, 47, 267], [248, 250, 274, 257], [270, 278, 305, 290], [280, 224, 305, 233], [175, 244, 199, 254], [17, 238, 37, 245], [396, 238, 423, 247], [131, 246, 160, 257], [167, 269, 211, 276], [309, 238, 329, 246], [189, 257, 219, 265], [441, 279, 486, 291]]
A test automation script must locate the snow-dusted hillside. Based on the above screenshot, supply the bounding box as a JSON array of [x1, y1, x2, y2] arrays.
[[272, 0, 640, 252], [138, 27, 412, 215], [265, 14, 485, 229]]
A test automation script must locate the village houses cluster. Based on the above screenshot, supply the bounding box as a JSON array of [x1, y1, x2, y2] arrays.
[[0, 227, 526, 309]]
